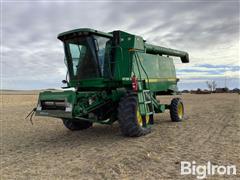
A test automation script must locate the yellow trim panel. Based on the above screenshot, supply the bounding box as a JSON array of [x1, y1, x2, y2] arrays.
[[148, 78, 177, 82]]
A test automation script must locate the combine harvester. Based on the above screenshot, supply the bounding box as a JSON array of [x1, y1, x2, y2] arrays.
[[34, 28, 189, 137]]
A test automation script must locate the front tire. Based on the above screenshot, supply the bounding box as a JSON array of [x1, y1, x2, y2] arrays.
[[170, 98, 184, 122], [117, 93, 151, 137], [62, 119, 92, 131]]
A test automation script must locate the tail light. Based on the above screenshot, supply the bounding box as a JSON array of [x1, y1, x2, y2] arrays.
[[131, 75, 138, 91]]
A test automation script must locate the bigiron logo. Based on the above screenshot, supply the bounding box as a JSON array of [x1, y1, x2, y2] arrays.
[[180, 161, 237, 179]]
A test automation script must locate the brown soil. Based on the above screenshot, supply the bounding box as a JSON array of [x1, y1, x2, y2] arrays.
[[1, 93, 239, 179]]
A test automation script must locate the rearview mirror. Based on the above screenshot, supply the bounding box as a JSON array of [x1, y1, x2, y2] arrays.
[[62, 80, 67, 84]]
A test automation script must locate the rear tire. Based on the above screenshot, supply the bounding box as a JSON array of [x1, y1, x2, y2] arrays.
[[170, 98, 184, 122], [117, 93, 151, 137], [62, 119, 92, 131]]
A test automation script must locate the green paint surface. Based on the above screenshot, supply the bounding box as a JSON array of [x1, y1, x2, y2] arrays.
[[36, 28, 189, 122]]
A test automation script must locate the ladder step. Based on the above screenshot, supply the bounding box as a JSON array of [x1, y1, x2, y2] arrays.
[[139, 101, 152, 104], [147, 112, 154, 115], [143, 90, 150, 93]]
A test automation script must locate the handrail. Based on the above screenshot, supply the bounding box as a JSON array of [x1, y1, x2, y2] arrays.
[[135, 52, 150, 89], [134, 53, 142, 82], [133, 51, 154, 114]]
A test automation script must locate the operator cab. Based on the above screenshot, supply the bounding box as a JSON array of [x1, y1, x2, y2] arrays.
[[58, 28, 113, 82]]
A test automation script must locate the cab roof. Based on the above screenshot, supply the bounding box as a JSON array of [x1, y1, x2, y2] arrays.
[[57, 28, 113, 40]]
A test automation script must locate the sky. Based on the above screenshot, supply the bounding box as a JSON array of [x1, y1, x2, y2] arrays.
[[1, 0, 239, 90]]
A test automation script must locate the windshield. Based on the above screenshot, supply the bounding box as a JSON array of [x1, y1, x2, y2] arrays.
[[64, 35, 112, 81], [65, 36, 100, 79]]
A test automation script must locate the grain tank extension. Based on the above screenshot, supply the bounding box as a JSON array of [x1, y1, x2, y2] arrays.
[[35, 28, 189, 137]]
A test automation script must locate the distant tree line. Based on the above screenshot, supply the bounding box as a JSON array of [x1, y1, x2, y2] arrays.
[[180, 81, 240, 94]]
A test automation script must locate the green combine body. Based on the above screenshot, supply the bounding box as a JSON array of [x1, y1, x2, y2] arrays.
[[35, 28, 189, 137]]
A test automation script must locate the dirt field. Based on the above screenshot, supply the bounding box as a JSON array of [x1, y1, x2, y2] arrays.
[[1, 93, 239, 179]]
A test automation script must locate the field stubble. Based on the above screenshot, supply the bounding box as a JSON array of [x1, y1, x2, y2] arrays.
[[0, 93, 239, 179]]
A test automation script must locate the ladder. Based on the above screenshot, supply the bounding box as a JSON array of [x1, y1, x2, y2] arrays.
[[138, 90, 154, 116], [131, 50, 155, 124]]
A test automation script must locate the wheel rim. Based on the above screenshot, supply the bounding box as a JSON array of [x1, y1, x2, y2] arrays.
[[137, 110, 149, 127], [177, 102, 184, 119]]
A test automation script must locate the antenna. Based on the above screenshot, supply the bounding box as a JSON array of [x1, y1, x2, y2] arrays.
[[224, 67, 227, 88]]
